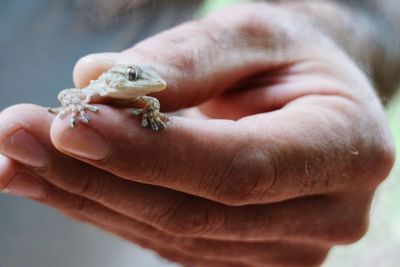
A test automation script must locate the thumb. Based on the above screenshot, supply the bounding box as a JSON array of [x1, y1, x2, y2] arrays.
[[72, 3, 298, 111]]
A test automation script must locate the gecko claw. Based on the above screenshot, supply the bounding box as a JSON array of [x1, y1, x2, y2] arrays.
[[80, 112, 90, 124], [155, 118, 167, 130], [131, 108, 142, 116], [70, 115, 77, 128], [86, 105, 99, 113], [132, 109, 168, 131], [141, 113, 149, 128], [150, 121, 158, 131]]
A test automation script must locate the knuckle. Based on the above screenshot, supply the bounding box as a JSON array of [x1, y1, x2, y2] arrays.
[[136, 20, 220, 75], [175, 239, 207, 255], [349, 135, 396, 189], [71, 197, 96, 215], [211, 145, 276, 206], [168, 43, 198, 74], [322, 203, 369, 244], [168, 28, 217, 75], [211, 3, 294, 48], [77, 173, 107, 200], [299, 250, 330, 267], [138, 159, 169, 184], [159, 198, 219, 236], [230, 9, 271, 39], [335, 218, 369, 244], [0, 104, 52, 136], [368, 140, 396, 181]]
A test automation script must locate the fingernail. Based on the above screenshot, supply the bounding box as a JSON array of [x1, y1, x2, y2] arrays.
[[0, 129, 48, 168], [2, 173, 47, 199], [0, 154, 14, 189], [58, 127, 110, 161]]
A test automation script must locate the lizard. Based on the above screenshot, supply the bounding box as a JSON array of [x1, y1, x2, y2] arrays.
[[49, 64, 169, 131]]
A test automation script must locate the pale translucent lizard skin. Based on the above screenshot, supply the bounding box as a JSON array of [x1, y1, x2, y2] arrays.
[[50, 64, 168, 131]]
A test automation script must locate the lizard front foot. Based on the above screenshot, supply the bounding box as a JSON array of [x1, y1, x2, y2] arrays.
[[132, 108, 169, 131], [50, 104, 99, 128], [49, 88, 99, 127]]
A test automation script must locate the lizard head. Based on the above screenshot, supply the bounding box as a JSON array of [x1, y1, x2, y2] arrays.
[[100, 64, 167, 98]]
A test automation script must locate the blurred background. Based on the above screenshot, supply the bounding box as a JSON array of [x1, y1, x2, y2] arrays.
[[0, 1, 399, 266], [0, 1, 199, 266]]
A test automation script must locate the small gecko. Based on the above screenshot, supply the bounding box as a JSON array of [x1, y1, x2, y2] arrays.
[[50, 64, 168, 131]]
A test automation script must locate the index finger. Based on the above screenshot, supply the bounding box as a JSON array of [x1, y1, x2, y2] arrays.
[[50, 99, 364, 206]]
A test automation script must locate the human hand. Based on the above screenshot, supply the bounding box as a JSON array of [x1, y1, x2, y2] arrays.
[[0, 3, 395, 267]]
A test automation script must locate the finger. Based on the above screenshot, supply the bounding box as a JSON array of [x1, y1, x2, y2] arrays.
[[0, 165, 236, 267], [0, 157, 327, 267], [0, 156, 328, 267], [94, 222, 329, 267], [197, 69, 347, 120], [0, 105, 370, 242], [76, 217, 250, 267], [72, 3, 303, 111], [0, 155, 48, 199], [81, 218, 257, 267], [66, 196, 330, 267], [50, 95, 381, 207]]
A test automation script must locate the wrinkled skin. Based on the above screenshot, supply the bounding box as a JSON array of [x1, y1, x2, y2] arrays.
[[0, 3, 395, 267]]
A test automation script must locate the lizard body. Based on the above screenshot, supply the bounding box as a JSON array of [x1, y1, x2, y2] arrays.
[[50, 64, 168, 131]]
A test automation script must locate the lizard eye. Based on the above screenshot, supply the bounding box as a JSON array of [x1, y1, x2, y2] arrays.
[[127, 66, 139, 81]]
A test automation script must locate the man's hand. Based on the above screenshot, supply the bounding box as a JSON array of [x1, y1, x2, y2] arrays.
[[0, 3, 395, 267]]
